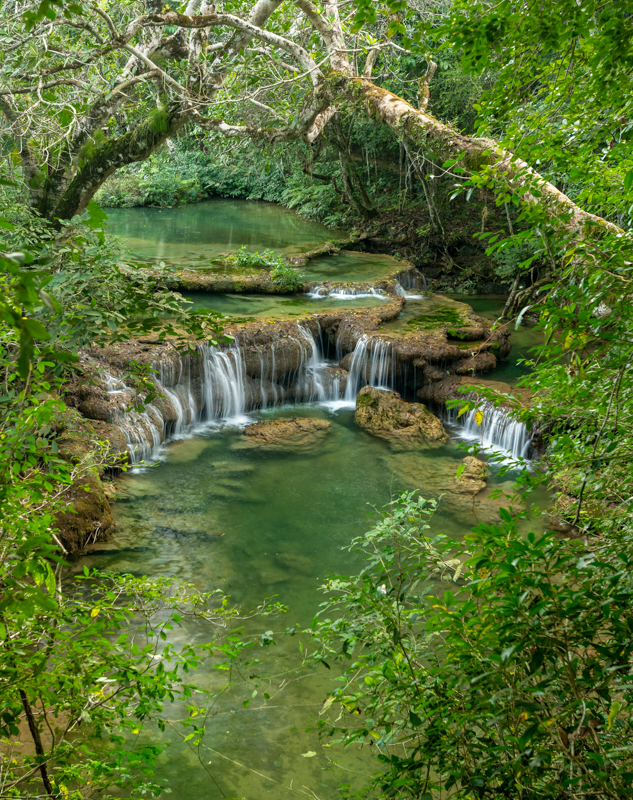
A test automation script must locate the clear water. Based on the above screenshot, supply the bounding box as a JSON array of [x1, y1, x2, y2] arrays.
[[106, 199, 341, 264], [106, 201, 404, 284], [76, 405, 521, 799], [386, 295, 469, 336], [84, 203, 539, 799], [302, 251, 404, 283], [183, 291, 388, 319]]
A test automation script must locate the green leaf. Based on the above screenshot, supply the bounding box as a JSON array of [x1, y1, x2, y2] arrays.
[[23, 318, 51, 340], [409, 710, 422, 727]]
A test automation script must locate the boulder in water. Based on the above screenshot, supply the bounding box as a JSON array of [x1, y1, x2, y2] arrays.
[[355, 386, 447, 444], [275, 552, 313, 575], [242, 417, 332, 450], [451, 456, 489, 496]]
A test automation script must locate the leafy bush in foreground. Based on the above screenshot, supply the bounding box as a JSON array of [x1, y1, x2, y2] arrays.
[[310, 493, 633, 799]]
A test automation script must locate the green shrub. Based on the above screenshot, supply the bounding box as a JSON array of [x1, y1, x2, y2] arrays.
[[311, 493, 633, 800], [270, 262, 305, 291]]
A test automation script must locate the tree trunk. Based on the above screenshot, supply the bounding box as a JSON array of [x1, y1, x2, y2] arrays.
[[326, 75, 622, 239], [19, 690, 55, 798], [43, 109, 189, 223]]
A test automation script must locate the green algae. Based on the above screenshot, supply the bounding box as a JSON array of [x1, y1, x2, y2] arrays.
[[405, 307, 464, 332]]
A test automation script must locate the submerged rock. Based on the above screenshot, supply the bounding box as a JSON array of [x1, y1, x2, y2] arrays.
[[355, 386, 447, 444], [242, 417, 332, 450], [451, 456, 489, 496], [275, 552, 313, 575]]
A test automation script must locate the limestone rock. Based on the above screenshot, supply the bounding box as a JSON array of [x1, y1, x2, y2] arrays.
[[355, 386, 447, 444], [451, 456, 489, 496], [454, 351, 497, 375], [275, 552, 313, 575], [418, 375, 532, 409], [242, 417, 332, 450]]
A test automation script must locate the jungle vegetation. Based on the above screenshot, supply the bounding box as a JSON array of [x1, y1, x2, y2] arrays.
[[1, 0, 633, 798]]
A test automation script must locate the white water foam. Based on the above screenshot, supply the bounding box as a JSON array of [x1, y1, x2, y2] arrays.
[[306, 286, 387, 300], [446, 401, 532, 465]]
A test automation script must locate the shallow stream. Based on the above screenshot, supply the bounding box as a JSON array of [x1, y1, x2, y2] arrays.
[[89, 200, 540, 799]]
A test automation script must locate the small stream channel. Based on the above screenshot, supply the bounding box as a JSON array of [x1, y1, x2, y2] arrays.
[[84, 202, 541, 799]]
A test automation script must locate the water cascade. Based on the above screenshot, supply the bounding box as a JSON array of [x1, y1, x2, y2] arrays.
[[343, 334, 395, 402], [106, 324, 358, 463], [305, 286, 387, 300], [396, 269, 426, 299], [448, 401, 532, 461], [200, 343, 249, 424]]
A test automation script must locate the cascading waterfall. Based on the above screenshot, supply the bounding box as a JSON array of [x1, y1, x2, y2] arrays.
[[396, 273, 426, 300], [111, 325, 352, 464], [293, 323, 343, 404], [343, 334, 395, 402], [305, 286, 387, 300], [102, 372, 165, 463], [199, 342, 249, 424], [447, 401, 532, 461], [105, 325, 532, 468], [158, 358, 197, 436]]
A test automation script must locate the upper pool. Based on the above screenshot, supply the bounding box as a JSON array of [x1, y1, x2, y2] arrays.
[[106, 199, 343, 265]]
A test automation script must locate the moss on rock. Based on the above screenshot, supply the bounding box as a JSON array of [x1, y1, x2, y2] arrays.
[[355, 386, 447, 445]]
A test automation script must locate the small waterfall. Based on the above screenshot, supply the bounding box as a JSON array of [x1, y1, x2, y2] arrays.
[[344, 334, 395, 402], [294, 323, 343, 404], [199, 343, 249, 423], [102, 372, 167, 463], [396, 269, 426, 299], [448, 401, 532, 461], [117, 407, 164, 464], [158, 358, 197, 436], [306, 286, 387, 300]]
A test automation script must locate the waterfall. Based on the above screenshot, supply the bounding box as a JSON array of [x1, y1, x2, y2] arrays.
[[106, 324, 353, 464], [306, 286, 387, 300], [448, 401, 532, 462], [343, 334, 394, 402], [158, 358, 197, 436], [396, 270, 426, 299], [199, 343, 249, 424], [102, 372, 166, 464], [117, 407, 164, 464], [294, 323, 343, 404]]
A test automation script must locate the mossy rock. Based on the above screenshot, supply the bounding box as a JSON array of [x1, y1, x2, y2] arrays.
[[54, 471, 115, 552], [355, 386, 447, 445], [405, 307, 464, 332]]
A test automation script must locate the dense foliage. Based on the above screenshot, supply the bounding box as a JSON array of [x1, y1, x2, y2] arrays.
[[310, 494, 633, 799], [2, 0, 633, 798], [0, 182, 245, 797]]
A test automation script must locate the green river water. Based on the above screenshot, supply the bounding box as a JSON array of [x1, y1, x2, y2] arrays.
[[86, 203, 539, 799], [106, 200, 403, 283]]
